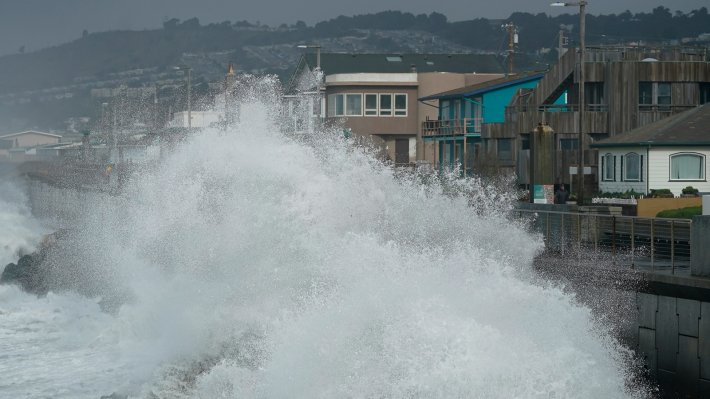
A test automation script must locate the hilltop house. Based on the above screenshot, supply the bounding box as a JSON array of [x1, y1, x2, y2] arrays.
[[592, 103, 710, 196], [418, 72, 545, 174], [284, 53, 506, 164]]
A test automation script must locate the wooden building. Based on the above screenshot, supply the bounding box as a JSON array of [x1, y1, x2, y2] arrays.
[[490, 47, 710, 195]]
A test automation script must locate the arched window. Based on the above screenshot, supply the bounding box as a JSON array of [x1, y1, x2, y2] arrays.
[[623, 152, 642, 181], [602, 153, 615, 181], [670, 153, 705, 180]]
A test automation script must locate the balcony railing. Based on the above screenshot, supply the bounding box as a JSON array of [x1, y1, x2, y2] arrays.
[[421, 118, 482, 136], [506, 104, 609, 113]]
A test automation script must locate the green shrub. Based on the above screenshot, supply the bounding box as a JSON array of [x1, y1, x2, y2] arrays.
[[649, 188, 674, 198], [682, 186, 699, 196], [656, 206, 702, 219]]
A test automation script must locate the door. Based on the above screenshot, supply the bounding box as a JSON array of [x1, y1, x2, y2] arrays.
[[395, 139, 409, 165]]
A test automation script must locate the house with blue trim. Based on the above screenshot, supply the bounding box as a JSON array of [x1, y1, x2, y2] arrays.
[[418, 72, 544, 174]]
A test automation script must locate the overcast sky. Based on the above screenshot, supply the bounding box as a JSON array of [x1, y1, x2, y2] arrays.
[[0, 0, 707, 55]]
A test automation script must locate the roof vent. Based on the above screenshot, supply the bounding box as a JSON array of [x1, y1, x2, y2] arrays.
[[386, 56, 402, 62]]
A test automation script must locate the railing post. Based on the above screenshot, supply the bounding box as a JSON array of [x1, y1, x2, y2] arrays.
[[561, 213, 565, 255], [651, 219, 655, 271], [631, 217, 636, 269], [612, 215, 616, 259], [577, 213, 581, 257], [671, 220, 675, 275], [546, 212, 550, 249]]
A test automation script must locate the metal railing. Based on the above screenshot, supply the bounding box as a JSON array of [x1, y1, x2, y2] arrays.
[[506, 104, 609, 113], [512, 209, 692, 274], [421, 118, 482, 136]]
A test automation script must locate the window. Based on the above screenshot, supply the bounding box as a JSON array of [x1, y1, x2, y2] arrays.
[[602, 153, 615, 181], [327, 94, 362, 116], [670, 153, 705, 181], [560, 138, 578, 150], [497, 138, 513, 161], [327, 94, 345, 117], [623, 152, 642, 181], [639, 82, 653, 106], [657, 83, 671, 110], [700, 83, 710, 105], [440, 100, 450, 120], [380, 94, 392, 116], [365, 94, 378, 116], [585, 82, 604, 108], [639, 82, 672, 110], [394, 94, 407, 116], [345, 94, 362, 116], [521, 137, 530, 151]]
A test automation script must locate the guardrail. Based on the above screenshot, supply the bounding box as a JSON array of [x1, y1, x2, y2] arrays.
[[512, 208, 692, 274]]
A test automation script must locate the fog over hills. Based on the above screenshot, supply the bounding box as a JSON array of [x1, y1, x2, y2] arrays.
[[0, 7, 708, 132]]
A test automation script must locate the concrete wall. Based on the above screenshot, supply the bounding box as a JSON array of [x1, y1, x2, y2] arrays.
[[636, 292, 710, 396], [692, 215, 710, 277]]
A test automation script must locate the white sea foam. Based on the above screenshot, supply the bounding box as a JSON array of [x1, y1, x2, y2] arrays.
[[0, 78, 648, 398]]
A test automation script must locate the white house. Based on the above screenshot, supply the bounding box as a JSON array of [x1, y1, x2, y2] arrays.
[[592, 104, 710, 196], [0, 131, 62, 160]]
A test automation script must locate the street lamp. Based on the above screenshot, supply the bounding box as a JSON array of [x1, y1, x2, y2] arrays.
[[551, 0, 586, 204], [174, 65, 192, 128]]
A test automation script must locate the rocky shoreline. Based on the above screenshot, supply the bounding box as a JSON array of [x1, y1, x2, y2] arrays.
[[1, 229, 129, 313]]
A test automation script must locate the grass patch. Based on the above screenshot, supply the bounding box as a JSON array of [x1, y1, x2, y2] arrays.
[[656, 206, 702, 219]]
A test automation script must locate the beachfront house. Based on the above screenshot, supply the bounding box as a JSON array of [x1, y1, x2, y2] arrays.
[[592, 103, 710, 196]]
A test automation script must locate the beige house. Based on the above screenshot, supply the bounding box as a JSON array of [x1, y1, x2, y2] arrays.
[[285, 53, 505, 165], [0, 131, 62, 161]]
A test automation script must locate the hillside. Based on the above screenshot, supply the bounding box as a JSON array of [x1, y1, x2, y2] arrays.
[[0, 7, 708, 132]]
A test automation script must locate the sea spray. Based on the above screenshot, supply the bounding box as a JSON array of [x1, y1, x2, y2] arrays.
[[1, 77, 648, 398]]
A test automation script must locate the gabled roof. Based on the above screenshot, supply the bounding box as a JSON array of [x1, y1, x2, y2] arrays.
[[0, 130, 62, 139], [287, 53, 505, 91], [592, 104, 710, 148], [418, 72, 545, 101]]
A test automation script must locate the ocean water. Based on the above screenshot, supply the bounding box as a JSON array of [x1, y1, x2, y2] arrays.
[[0, 79, 648, 398]]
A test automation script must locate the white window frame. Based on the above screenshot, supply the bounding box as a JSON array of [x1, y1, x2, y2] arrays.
[[623, 152, 642, 182], [669, 152, 706, 181], [345, 93, 363, 116], [379, 93, 392, 116], [602, 153, 616, 182], [394, 93, 407, 117], [364, 93, 378, 116]]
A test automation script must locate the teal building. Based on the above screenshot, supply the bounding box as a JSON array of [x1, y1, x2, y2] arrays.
[[419, 73, 544, 174]]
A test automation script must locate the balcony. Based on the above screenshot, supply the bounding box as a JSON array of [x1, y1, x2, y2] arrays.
[[421, 118, 482, 137]]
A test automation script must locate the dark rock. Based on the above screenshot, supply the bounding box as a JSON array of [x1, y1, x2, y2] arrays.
[[1, 252, 49, 295]]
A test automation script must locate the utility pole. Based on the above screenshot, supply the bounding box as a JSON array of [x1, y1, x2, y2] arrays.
[[502, 23, 518, 75], [552, 1, 587, 204]]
